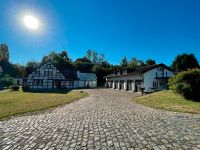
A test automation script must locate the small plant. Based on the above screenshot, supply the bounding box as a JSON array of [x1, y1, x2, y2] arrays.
[[11, 85, 20, 91]]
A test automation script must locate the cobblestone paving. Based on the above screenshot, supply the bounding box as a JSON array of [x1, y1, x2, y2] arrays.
[[0, 89, 200, 150]]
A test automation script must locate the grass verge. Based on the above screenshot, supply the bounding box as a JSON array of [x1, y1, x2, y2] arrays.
[[135, 90, 200, 114], [0, 89, 88, 120]]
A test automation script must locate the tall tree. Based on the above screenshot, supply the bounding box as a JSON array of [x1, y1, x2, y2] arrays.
[[120, 57, 128, 68], [171, 53, 199, 71], [145, 59, 156, 65], [86, 49, 92, 61], [42, 50, 74, 69], [98, 53, 105, 64], [92, 51, 98, 64], [0, 43, 9, 61]]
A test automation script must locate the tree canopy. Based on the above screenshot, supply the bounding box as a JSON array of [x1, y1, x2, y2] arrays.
[[171, 53, 199, 71]]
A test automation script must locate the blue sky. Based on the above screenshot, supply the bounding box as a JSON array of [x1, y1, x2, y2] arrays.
[[0, 0, 200, 66]]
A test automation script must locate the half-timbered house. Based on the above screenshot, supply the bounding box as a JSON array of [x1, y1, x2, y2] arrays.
[[24, 61, 97, 90]]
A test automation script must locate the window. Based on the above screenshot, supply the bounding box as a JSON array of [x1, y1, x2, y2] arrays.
[[44, 71, 48, 76], [33, 79, 43, 86], [153, 81, 159, 88], [48, 71, 52, 76], [47, 64, 51, 68]]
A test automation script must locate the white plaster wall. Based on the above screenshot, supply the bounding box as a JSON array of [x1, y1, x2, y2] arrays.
[[143, 68, 174, 92]]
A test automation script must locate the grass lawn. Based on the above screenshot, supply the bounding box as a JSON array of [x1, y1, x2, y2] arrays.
[[0, 89, 88, 119], [135, 90, 200, 114]]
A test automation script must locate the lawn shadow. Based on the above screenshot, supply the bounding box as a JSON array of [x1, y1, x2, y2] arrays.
[[23, 89, 72, 94]]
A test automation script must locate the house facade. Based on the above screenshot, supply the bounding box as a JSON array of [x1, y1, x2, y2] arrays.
[[24, 61, 97, 90], [104, 64, 174, 93]]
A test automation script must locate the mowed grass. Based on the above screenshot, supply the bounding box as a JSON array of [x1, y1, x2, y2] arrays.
[[135, 90, 200, 114], [0, 89, 88, 119]]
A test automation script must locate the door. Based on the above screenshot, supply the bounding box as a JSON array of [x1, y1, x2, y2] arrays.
[[55, 81, 61, 89]]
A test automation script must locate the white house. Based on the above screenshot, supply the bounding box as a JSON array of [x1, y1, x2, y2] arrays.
[[24, 61, 97, 90], [104, 64, 175, 93], [77, 71, 97, 88]]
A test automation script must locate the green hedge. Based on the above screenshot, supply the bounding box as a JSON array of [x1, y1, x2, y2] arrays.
[[169, 69, 200, 101]]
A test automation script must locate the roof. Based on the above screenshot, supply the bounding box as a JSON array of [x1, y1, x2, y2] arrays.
[[56, 66, 79, 80], [78, 72, 97, 80], [25, 60, 78, 80], [104, 64, 174, 78]]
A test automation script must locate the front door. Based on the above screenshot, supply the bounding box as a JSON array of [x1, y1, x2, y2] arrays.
[[55, 81, 61, 89]]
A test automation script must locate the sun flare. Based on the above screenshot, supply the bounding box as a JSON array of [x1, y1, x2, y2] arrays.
[[23, 15, 39, 29]]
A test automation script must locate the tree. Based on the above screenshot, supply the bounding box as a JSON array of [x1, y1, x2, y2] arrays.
[[98, 53, 105, 64], [92, 51, 98, 64], [171, 53, 199, 72], [42, 51, 74, 69], [145, 59, 156, 65], [0, 59, 23, 77], [128, 58, 145, 69], [74, 57, 92, 65], [86, 49, 92, 61], [0, 74, 15, 88], [26, 61, 39, 69], [120, 57, 128, 68], [0, 43, 9, 61]]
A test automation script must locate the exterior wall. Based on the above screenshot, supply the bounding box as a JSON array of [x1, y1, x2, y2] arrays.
[[26, 62, 97, 90], [106, 75, 143, 92], [15, 78, 23, 86], [77, 71, 97, 88], [143, 68, 174, 92], [26, 61, 69, 89], [106, 66, 174, 93], [78, 80, 97, 88]]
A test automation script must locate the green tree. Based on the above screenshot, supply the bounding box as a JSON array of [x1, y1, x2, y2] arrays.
[[171, 53, 199, 72], [0, 59, 23, 77], [0, 74, 15, 88], [120, 57, 128, 68], [145, 59, 156, 65], [0, 43, 9, 61], [42, 51, 74, 69], [128, 58, 144, 69], [86, 49, 92, 61], [92, 51, 98, 64]]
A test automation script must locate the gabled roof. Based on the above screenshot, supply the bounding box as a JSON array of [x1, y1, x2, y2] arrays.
[[104, 63, 174, 78], [25, 60, 78, 80]]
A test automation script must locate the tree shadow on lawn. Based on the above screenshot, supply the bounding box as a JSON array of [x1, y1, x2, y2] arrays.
[[22, 89, 72, 94]]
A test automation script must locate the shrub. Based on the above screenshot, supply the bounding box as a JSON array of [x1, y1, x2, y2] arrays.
[[0, 74, 15, 88], [11, 85, 20, 91], [169, 69, 200, 101]]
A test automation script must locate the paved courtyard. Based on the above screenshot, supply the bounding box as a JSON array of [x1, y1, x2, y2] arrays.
[[0, 89, 200, 150]]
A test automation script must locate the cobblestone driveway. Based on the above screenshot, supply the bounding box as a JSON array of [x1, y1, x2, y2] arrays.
[[0, 89, 200, 150]]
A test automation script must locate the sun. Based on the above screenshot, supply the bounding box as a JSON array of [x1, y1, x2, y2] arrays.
[[23, 15, 39, 29]]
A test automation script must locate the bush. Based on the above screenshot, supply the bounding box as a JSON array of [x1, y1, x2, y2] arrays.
[[0, 74, 15, 88], [169, 69, 200, 101], [11, 85, 20, 91]]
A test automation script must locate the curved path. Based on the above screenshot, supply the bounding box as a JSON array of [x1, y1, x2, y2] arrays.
[[0, 89, 200, 150]]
